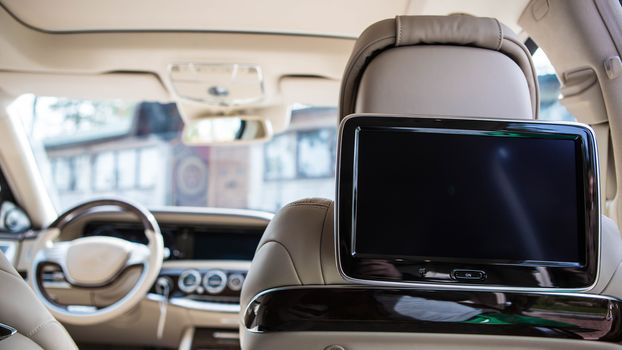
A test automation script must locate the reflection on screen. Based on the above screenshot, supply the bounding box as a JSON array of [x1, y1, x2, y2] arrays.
[[354, 128, 582, 265]]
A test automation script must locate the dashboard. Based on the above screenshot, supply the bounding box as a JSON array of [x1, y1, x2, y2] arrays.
[[83, 222, 263, 261], [79, 221, 264, 309], [33, 207, 272, 349]]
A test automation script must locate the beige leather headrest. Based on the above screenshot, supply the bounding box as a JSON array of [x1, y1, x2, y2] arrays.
[[339, 15, 539, 120], [394, 15, 509, 49]]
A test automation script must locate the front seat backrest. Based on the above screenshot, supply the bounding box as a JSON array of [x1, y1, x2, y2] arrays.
[[240, 15, 542, 350], [0, 252, 77, 350]]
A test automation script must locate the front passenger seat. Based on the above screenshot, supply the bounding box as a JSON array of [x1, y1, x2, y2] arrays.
[[0, 252, 77, 350], [239, 14, 614, 350]]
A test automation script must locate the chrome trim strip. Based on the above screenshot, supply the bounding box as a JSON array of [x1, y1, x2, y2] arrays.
[[171, 297, 240, 313], [178, 269, 202, 294], [0, 240, 17, 264], [163, 260, 251, 270], [203, 269, 228, 294], [335, 114, 602, 293], [147, 293, 240, 313], [42, 281, 71, 289], [213, 331, 240, 339], [0, 323, 16, 341], [262, 283, 619, 300]]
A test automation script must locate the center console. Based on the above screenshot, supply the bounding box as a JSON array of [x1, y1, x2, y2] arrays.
[[153, 267, 247, 313]]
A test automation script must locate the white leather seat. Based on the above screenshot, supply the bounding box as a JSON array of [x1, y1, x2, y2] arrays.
[[0, 251, 77, 350], [239, 15, 617, 350]]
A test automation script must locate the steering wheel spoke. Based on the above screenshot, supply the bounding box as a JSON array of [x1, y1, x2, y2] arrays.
[[36, 241, 71, 267], [126, 242, 151, 267]]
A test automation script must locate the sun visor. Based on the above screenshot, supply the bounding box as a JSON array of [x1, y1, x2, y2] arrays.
[[0, 72, 171, 102]]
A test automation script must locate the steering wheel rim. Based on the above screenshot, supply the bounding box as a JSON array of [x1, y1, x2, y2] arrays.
[[29, 198, 164, 325]]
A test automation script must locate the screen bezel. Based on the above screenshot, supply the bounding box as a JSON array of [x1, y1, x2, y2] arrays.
[[336, 114, 600, 291]]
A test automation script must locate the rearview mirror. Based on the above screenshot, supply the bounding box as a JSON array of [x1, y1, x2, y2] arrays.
[[182, 116, 272, 146]]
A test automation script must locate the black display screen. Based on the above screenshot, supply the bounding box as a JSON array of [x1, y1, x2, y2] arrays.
[[193, 232, 261, 260], [353, 127, 584, 266], [83, 222, 264, 261]]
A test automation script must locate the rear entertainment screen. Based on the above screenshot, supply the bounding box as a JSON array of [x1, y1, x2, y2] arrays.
[[354, 128, 582, 265], [337, 115, 599, 289]]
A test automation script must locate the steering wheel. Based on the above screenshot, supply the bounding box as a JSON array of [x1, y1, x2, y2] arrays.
[[29, 198, 164, 325]]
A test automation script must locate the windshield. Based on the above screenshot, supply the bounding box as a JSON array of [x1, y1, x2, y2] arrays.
[[9, 95, 337, 212]]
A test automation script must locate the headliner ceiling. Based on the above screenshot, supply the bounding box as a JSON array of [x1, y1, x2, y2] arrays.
[[0, 0, 531, 130], [1, 0, 529, 37]]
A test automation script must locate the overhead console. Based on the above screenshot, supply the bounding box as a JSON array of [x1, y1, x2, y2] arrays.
[[337, 115, 600, 291]]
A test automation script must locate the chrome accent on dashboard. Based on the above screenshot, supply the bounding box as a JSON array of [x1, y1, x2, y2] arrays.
[[178, 269, 202, 293], [0, 240, 17, 264], [227, 273, 245, 292], [42, 281, 71, 289], [171, 297, 240, 313], [163, 260, 251, 270], [155, 276, 174, 296], [147, 293, 240, 313], [203, 270, 228, 294], [213, 331, 240, 339]]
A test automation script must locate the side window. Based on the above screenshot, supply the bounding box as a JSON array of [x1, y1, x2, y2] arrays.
[[297, 128, 336, 179], [0, 168, 31, 234], [264, 133, 297, 181], [263, 127, 337, 181], [531, 46, 577, 121]]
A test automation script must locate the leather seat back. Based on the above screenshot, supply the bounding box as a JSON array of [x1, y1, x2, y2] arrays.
[[240, 198, 339, 309], [0, 252, 77, 350], [240, 15, 542, 350]]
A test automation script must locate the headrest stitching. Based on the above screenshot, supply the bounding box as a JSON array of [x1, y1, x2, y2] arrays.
[[341, 33, 397, 117], [494, 18, 503, 50], [27, 319, 58, 338], [317, 204, 331, 285], [396, 16, 403, 46], [259, 240, 303, 284]]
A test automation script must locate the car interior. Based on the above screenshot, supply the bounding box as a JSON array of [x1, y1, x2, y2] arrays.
[[2, 0, 622, 349]]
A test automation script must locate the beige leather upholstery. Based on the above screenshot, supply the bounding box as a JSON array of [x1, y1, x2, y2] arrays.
[[340, 15, 539, 120], [0, 333, 43, 350], [241, 198, 340, 308], [240, 15, 622, 350], [0, 252, 77, 350], [242, 13, 541, 314]]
